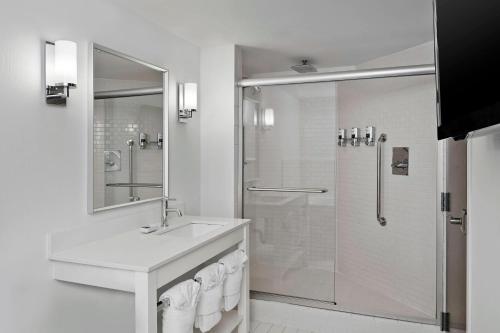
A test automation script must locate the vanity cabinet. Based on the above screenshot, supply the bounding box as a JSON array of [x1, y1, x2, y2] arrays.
[[49, 217, 251, 333]]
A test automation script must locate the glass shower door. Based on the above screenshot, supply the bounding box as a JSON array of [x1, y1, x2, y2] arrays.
[[242, 83, 337, 303]]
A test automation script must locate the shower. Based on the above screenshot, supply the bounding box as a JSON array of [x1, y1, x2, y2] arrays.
[[240, 63, 466, 328]]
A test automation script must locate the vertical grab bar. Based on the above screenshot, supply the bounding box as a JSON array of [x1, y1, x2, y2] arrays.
[[126, 139, 135, 201], [377, 133, 387, 226]]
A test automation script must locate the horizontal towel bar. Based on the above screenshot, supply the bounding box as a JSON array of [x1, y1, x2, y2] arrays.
[[157, 277, 204, 310], [106, 183, 162, 188], [247, 187, 328, 194]]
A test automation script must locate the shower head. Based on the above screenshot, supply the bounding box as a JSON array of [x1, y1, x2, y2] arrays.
[[291, 60, 317, 73]]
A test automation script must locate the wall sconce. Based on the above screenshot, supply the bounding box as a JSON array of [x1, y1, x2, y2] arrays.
[[262, 108, 275, 129], [178, 82, 198, 122], [45, 40, 77, 105]]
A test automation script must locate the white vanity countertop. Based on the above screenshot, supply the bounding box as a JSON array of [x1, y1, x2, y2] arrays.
[[49, 216, 250, 273]]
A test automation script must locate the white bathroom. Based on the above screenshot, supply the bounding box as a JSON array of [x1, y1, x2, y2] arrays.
[[1, 1, 499, 333]]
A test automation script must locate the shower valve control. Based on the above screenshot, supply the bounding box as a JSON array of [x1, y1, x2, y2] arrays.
[[157, 133, 163, 149], [338, 128, 347, 146], [365, 126, 376, 146], [139, 133, 148, 149], [351, 127, 361, 146]]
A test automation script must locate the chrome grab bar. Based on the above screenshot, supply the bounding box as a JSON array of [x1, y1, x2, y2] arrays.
[[377, 134, 387, 226], [247, 187, 328, 194]]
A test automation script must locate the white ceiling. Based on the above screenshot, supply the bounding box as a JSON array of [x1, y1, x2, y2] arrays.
[[109, 0, 434, 75], [94, 48, 163, 82]]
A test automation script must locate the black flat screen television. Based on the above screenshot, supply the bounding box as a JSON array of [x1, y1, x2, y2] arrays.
[[435, 0, 500, 140]]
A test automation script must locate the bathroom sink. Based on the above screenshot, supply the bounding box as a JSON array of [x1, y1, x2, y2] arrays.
[[164, 222, 223, 238]]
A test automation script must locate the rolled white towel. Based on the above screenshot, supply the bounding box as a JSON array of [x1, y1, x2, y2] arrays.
[[219, 250, 248, 311], [159, 279, 201, 333], [194, 263, 226, 332]]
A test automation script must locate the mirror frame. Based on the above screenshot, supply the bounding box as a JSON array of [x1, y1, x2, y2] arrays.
[[87, 43, 169, 214]]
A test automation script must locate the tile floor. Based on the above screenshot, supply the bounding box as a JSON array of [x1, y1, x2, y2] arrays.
[[251, 320, 317, 333]]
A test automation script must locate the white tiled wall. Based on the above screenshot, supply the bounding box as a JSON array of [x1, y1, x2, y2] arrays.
[[335, 46, 438, 319]]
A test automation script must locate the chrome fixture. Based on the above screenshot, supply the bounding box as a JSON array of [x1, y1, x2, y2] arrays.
[[104, 150, 121, 172], [139, 133, 147, 149], [377, 133, 387, 226], [137, 132, 163, 150], [106, 183, 162, 188], [178, 83, 198, 122], [157, 133, 163, 149], [391, 147, 409, 176], [365, 126, 376, 146], [338, 129, 347, 146], [238, 64, 436, 87], [247, 186, 328, 194], [94, 87, 162, 100], [339, 126, 377, 147], [45, 40, 77, 105], [450, 209, 467, 235], [160, 197, 183, 229], [351, 127, 361, 146], [291, 60, 317, 73], [126, 139, 140, 202]]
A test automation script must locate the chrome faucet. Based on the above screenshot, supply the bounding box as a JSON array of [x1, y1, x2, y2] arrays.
[[161, 197, 183, 228]]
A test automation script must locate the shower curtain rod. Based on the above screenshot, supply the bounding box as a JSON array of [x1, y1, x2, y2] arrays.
[[94, 87, 163, 100], [237, 64, 436, 87]]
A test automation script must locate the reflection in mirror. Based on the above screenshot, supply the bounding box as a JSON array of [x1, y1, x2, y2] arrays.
[[92, 45, 166, 212]]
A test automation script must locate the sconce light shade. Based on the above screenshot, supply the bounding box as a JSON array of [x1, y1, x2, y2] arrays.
[[262, 108, 275, 129], [178, 82, 198, 122], [54, 40, 77, 86], [184, 83, 197, 111], [45, 40, 77, 105]]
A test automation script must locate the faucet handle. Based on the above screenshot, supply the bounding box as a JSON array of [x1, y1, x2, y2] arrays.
[[166, 207, 183, 217]]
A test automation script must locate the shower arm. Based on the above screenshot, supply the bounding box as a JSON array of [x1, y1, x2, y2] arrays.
[[377, 134, 387, 226]]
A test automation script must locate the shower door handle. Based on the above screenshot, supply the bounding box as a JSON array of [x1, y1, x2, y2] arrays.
[[247, 187, 328, 194], [377, 134, 387, 226], [450, 209, 467, 235]]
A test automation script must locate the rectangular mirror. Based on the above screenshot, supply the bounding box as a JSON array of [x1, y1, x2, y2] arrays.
[[88, 44, 168, 213]]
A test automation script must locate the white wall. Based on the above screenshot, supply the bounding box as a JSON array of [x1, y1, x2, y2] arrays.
[[467, 131, 500, 333], [0, 1, 199, 332], [199, 45, 240, 217]]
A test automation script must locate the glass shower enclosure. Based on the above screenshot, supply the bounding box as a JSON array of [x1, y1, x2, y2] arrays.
[[242, 73, 444, 324]]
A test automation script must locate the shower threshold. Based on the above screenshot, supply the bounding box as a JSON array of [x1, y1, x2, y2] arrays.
[[251, 278, 437, 327]]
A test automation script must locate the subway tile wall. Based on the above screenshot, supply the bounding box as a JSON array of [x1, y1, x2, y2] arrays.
[[336, 76, 438, 318]]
